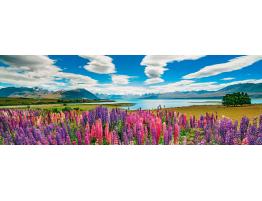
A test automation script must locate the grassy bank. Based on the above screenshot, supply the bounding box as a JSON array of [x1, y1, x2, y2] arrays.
[[0, 97, 113, 106], [165, 104, 262, 122], [0, 102, 134, 111]]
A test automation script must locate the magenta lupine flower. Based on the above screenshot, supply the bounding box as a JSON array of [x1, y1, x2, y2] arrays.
[[163, 122, 169, 145], [150, 122, 157, 145], [167, 124, 173, 144], [173, 123, 180, 144], [76, 131, 82, 145], [190, 115, 194, 128], [0, 108, 262, 145]]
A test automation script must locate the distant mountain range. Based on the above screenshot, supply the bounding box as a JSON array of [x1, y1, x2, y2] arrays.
[[0, 87, 98, 100], [140, 83, 262, 99], [96, 83, 262, 99], [0, 83, 261, 100]]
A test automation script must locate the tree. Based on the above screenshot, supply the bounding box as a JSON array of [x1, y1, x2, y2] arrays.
[[222, 92, 251, 106]]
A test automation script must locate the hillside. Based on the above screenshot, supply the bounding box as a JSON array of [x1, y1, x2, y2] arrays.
[[61, 89, 98, 100], [0, 87, 98, 100]]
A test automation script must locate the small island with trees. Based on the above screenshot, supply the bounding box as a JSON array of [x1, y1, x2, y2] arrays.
[[222, 92, 251, 106]]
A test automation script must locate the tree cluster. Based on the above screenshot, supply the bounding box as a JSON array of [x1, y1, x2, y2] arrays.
[[222, 92, 251, 106]]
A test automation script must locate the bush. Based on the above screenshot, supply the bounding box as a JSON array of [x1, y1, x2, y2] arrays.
[[222, 92, 251, 106], [62, 107, 73, 112], [51, 108, 60, 113]]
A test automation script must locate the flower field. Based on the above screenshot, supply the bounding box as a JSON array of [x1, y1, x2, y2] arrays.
[[0, 107, 262, 145]]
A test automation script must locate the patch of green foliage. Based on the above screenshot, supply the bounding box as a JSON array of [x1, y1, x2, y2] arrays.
[[222, 92, 251, 106]]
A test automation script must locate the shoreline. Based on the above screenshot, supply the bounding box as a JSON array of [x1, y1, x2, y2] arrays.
[[0, 103, 261, 122]]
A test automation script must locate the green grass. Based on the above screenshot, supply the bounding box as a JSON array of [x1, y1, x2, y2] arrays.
[[0, 97, 114, 106], [0, 97, 59, 106], [0, 102, 134, 111]]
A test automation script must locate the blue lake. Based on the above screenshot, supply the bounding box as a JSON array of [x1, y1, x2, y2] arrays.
[[96, 98, 262, 110]]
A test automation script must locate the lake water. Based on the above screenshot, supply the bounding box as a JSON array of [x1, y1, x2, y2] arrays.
[[89, 98, 262, 110], [104, 98, 262, 110], [1, 98, 261, 110]]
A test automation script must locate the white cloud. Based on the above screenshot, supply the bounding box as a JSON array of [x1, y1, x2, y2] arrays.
[[144, 78, 164, 85], [144, 66, 167, 78], [111, 74, 133, 85], [90, 78, 262, 95], [149, 79, 262, 94], [57, 72, 97, 88], [222, 79, 262, 85], [90, 84, 148, 96], [183, 55, 262, 79], [141, 55, 205, 84], [0, 55, 97, 90], [221, 77, 235, 81], [80, 55, 116, 74], [1, 55, 261, 96]]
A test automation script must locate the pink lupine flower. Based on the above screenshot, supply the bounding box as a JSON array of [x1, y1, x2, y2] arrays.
[[105, 122, 111, 144], [155, 117, 162, 144], [174, 123, 180, 144], [76, 131, 82, 145], [183, 137, 187, 145], [95, 119, 103, 145], [242, 137, 249, 145]]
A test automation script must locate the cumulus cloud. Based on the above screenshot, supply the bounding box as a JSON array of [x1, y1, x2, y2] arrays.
[[141, 55, 205, 84], [183, 55, 262, 79], [144, 78, 164, 85], [111, 74, 134, 85], [221, 77, 235, 81], [80, 55, 116, 74], [0, 55, 97, 90], [144, 66, 167, 78]]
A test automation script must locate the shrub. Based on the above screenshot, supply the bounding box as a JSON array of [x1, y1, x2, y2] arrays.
[[62, 107, 73, 112]]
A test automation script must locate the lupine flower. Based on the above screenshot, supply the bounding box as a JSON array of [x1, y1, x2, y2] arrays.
[[0, 108, 261, 145], [173, 123, 180, 145]]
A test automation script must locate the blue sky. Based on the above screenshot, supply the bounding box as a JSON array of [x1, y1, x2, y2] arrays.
[[0, 55, 262, 95]]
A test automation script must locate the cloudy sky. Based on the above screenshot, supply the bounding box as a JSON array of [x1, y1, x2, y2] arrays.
[[0, 55, 262, 95]]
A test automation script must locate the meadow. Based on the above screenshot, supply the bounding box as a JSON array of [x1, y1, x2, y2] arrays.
[[0, 97, 114, 106], [0, 105, 261, 145], [166, 104, 262, 122]]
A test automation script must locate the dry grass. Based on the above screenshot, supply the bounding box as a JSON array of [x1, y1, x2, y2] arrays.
[[165, 104, 262, 122]]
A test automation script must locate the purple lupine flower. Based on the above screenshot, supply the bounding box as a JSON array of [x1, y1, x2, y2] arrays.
[[76, 130, 82, 145], [247, 125, 257, 145], [204, 125, 211, 144], [240, 116, 249, 140]]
